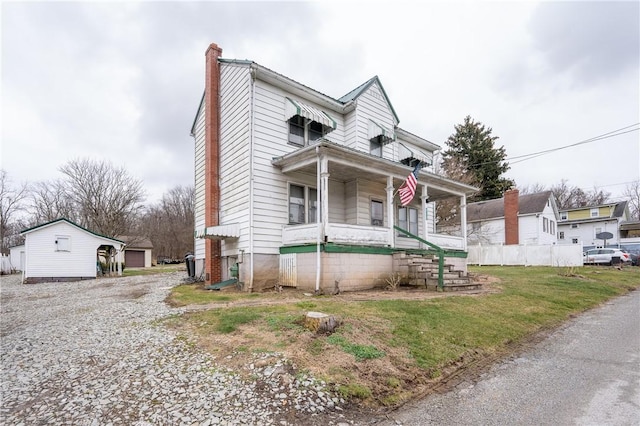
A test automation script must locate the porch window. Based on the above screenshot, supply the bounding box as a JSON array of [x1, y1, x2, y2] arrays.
[[289, 184, 318, 224], [371, 200, 384, 226], [559, 231, 565, 240], [398, 207, 418, 236], [370, 136, 383, 157]]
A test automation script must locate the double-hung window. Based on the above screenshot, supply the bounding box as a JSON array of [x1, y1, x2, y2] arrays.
[[288, 116, 327, 147], [289, 184, 318, 225], [370, 135, 384, 157], [398, 207, 418, 236], [371, 200, 384, 226]]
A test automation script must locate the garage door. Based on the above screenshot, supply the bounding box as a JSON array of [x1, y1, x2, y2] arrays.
[[125, 250, 145, 267]]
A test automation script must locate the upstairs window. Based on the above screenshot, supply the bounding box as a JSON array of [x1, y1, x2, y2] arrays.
[[288, 116, 305, 146], [288, 115, 329, 147], [285, 97, 336, 147], [590, 208, 599, 218], [560, 212, 567, 220], [370, 136, 384, 157]]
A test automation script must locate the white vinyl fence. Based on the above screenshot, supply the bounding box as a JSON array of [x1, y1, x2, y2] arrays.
[[467, 244, 583, 267]]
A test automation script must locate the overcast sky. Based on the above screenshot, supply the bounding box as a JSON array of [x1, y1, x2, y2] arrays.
[[2, 1, 639, 204]]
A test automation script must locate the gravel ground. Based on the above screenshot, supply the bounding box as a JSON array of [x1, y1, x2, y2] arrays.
[[0, 272, 358, 426]]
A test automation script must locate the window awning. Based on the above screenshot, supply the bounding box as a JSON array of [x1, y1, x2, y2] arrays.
[[285, 97, 337, 130], [368, 120, 395, 143], [194, 223, 240, 240]]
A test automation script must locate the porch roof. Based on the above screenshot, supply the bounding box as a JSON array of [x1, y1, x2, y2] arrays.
[[272, 140, 478, 200]]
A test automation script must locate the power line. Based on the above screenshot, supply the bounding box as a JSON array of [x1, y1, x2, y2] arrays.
[[454, 123, 640, 168], [509, 124, 640, 165]]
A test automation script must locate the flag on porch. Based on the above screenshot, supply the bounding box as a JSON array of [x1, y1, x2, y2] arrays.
[[398, 163, 423, 206]]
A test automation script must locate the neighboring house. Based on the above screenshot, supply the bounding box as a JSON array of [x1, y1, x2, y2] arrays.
[[117, 236, 153, 268], [466, 189, 560, 246], [557, 201, 631, 248], [191, 42, 477, 292], [9, 244, 25, 271], [20, 218, 125, 284]]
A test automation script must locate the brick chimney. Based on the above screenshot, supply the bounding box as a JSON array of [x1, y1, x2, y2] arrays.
[[504, 188, 519, 245], [204, 43, 223, 284]]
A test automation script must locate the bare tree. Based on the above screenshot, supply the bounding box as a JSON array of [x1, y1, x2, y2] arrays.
[[59, 158, 145, 238], [518, 182, 548, 195], [136, 185, 194, 261], [550, 179, 610, 210], [0, 170, 29, 254], [29, 180, 78, 224], [623, 180, 640, 220]]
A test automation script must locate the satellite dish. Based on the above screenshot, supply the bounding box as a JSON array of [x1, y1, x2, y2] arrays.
[[596, 232, 613, 240]]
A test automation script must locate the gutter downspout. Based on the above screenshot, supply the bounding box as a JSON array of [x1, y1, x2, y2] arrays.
[[249, 68, 256, 292], [316, 146, 321, 292]]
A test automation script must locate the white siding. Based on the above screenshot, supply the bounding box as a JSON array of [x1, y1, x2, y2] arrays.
[[24, 222, 119, 279], [250, 79, 347, 254], [219, 63, 252, 256], [193, 99, 206, 261], [353, 83, 396, 155]]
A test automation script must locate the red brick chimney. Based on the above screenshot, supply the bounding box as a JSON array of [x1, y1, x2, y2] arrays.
[[504, 188, 519, 245], [204, 43, 223, 284]]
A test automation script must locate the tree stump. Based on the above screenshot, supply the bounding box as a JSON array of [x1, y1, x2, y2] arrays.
[[304, 311, 341, 333]]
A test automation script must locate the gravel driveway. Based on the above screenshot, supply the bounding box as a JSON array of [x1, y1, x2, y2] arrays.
[[0, 273, 354, 426]]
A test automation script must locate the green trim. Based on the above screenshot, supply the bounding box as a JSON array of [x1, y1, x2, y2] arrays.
[[280, 242, 467, 258], [280, 244, 321, 254]]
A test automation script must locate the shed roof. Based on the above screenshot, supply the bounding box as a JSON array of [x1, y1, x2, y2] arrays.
[[21, 218, 125, 245], [117, 236, 154, 249]]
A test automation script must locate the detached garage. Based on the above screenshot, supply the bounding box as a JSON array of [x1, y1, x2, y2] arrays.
[[20, 218, 125, 284], [118, 236, 153, 268]]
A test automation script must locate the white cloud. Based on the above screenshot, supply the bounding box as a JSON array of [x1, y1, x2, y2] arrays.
[[1, 0, 638, 205]]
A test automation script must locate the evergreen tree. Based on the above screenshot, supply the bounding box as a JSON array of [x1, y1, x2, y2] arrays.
[[442, 115, 514, 202]]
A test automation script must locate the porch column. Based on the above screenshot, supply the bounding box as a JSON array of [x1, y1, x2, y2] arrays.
[[386, 176, 395, 247], [460, 194, 468, 251], [421, 185, 429, 245], [320, 155, 330, 230]]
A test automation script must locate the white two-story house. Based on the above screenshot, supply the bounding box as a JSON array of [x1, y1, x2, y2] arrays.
[[557, 201, 631, 248], [191, 42, 477, 292]]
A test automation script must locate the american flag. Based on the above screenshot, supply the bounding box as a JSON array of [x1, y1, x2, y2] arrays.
[[398, 163, 423, 206]]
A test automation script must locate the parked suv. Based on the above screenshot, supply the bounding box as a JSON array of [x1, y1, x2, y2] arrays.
[[583, 248, 631, 265]]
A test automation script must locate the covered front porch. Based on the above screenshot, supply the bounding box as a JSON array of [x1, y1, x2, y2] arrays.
[[272, 140, 477, 253]]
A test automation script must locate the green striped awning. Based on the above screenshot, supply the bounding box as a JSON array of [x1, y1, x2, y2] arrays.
[[368, 119, 395, 143], [285, 97, 337, 130]]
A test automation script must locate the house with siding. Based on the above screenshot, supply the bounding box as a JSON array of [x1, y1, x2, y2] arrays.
[[557, 201, 631, 248], [20, 218, 125, 284], [466, 190, 560, 246], [191, 42, 478, 292]]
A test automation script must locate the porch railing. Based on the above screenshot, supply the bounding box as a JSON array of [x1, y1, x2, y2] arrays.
[[393, 225, 445, 290]]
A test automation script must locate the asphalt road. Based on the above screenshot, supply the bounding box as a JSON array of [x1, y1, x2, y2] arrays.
[[374, 289, 640, 426]]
